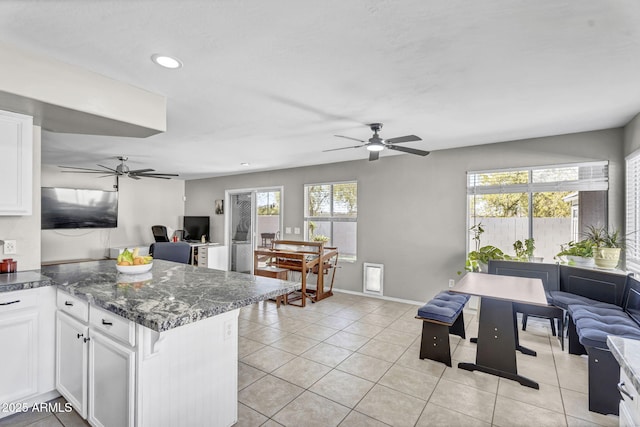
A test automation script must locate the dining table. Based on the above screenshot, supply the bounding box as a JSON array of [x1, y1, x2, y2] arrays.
[[451, 272, 548, 389]]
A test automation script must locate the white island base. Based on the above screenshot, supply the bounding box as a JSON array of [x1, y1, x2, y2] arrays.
[[137, 309, 239, 427]]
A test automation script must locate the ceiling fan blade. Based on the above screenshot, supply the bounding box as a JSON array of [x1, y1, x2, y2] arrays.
[[129, 175, 142, 180], [60, 170, 116, 174], [368, 151, 380, 161], [385, 135, 422, 144], [58, 165, 106, 172], [386, 145, 430, 156], [128, 168, 155, 174], [335, 135, 366, 143], [96, 164, 119, 173], [135, 172, 179, 177], [323, 144, 365, 152], [138, 175, 171, 179]]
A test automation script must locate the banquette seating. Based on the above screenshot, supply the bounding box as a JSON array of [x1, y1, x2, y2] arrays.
[[488, 260, 638, 416]]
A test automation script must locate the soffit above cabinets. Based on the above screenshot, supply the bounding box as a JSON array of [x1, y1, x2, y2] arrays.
[[0, 42, 166, 138]]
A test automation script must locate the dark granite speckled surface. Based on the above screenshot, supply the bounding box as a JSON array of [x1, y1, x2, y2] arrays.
[[0, 271, 52, 292], [39, 260, 300, 332]]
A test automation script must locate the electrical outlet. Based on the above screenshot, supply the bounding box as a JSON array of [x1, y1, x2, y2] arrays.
[[294, 227, 301, 235], [3, 240, 16, 255], [285, 227, 292, 234], [448, 279, 455, 288]]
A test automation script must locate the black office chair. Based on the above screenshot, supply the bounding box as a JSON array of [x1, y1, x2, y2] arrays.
[[149, 242, 191, 264], [488, 260, 565, 350], [152, 225, 170, 242]]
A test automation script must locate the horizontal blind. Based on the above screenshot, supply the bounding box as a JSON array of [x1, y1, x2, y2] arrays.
[[468, 161, 608, 195], [626, 152, 640, 273]]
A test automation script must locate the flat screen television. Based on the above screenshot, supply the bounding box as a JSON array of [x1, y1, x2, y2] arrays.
[[184, 216, 210, 242], [41, 187, 118, 230]]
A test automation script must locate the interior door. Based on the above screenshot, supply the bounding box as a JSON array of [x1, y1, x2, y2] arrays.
[[229, 192, 253, 273], [227, 188, 283, 273]]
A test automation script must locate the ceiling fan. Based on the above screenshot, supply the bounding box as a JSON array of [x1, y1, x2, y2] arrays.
[[58, 156, 179, 180], [324, 123, 430, 161]]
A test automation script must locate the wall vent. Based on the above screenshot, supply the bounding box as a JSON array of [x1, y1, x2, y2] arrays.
[[363, 263, 384, 296]]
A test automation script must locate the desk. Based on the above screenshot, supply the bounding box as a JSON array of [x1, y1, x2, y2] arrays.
[[451, 272, 547, 389]]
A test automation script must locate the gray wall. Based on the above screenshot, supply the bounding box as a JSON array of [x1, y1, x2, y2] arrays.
[[185, 128, 624, 303], [625, 112, 640, 156]]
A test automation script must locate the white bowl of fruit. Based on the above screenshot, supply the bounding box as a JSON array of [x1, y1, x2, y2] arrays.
[[116, 248, 153, 274]]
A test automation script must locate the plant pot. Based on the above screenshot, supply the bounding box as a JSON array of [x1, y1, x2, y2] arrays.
[[566, 255, 595, 268], [594, 247, 621, 270], [528, 256, 544, 263]]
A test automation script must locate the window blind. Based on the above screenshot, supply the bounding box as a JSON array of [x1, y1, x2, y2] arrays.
[[467, 161, 609, 195], [626, 152, 640, 273]]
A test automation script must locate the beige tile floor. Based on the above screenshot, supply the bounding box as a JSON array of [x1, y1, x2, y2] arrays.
[[0, 292, 620, 427], [235, 292, 620, 427]]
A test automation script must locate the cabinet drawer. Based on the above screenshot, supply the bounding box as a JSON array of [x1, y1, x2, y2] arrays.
[[57, 291, 89, 322], [0, 289, 38, 312], [89, 305, 135, 347]]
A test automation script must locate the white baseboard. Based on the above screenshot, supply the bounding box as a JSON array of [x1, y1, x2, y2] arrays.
[[332, 287, 425, 306]]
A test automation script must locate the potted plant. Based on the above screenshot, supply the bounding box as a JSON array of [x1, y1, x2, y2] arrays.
[[460, 222, 509, 273], [584, 225, 623, 269], [513, 238, 541, 262], [555, 239, 595, 267]]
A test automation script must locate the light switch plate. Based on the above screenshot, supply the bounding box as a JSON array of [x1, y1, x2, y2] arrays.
[[285, 227, 292, 234], [294, 227, 301, 235]]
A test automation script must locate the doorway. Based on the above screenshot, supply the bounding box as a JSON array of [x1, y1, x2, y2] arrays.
[[226, 187, 283, 273]]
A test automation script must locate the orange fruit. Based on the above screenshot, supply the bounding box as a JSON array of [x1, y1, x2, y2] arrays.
[[119, 261, 131, 266]]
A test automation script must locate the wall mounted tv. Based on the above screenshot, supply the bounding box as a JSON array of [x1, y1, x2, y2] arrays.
[[183, 216, 210, 242], [41, 187, 118, 230]]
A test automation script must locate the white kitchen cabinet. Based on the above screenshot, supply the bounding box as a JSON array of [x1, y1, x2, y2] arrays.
[[0, 298, 38, 404], [56, 290, 135, 427], [56, 310, 88, 418], [0, 287, 56, 420], [88, 329, 135, 427], [207, 245, 228, 270], [0, 109, 33, 216]]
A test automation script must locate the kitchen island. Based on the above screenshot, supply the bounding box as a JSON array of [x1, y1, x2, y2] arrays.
[[37, 259, 299, 427]]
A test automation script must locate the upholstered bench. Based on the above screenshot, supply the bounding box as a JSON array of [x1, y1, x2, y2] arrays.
[[566, 274, 640, 415], [416, 291, 470, 367]]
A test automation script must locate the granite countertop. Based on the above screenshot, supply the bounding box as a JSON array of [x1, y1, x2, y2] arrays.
[[39, 260, 300, 332], [607, 335, 640, 391], [0, 270, 52, 292]]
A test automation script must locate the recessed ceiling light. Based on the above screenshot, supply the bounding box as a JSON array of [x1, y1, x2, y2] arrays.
[[240, 162, 250, 166], [151, 54, 183, 69]]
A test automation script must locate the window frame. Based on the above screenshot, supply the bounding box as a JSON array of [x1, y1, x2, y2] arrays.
[[304, 180, 357, 261], [626, 151, 640, 273]]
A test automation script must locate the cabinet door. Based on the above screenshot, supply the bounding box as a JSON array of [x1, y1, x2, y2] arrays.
[[0, 308, 38, 404], [88, 329, 135, 427], [56, 311, 88, 418], [0, 110, 33, 215]]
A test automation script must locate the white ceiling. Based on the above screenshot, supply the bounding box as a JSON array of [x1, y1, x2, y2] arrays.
[[2, 0, 640, 180]]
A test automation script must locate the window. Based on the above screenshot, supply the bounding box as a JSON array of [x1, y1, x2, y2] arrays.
[[304, 181, 357, 261], [467, 162, 608, 262], [627, 152, 640, 273]]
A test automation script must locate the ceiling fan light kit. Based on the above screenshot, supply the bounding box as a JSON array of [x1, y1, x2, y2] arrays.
[[326, 122, 430, 161], [59, 156, 179, 180]]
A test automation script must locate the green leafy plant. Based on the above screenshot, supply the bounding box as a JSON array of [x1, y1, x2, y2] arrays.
[[556, 239, 594, 259], [513, 238, 535, 260], [584, 225, 624, 249], [311, 234, 330, 243], [465, 245, 509, 272]]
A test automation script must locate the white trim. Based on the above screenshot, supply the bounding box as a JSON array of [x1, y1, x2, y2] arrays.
[[332, 287, 424, 306], [467, 160, 608, 175]]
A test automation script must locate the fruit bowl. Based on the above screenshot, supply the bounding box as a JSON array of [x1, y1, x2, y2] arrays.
[[116, 262, 153, 274]]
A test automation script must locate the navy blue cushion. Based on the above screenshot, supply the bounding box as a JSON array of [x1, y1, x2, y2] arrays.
[[549, 291, 622, 310], [574, 318, 640, 348], [571, 309, 639, 327], [436, 291, 470, 303], [569, 305, 627, 319], [418, 299, 463, 324]]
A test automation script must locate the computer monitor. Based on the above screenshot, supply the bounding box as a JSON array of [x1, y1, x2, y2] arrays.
[[183, 216, 210, 242]]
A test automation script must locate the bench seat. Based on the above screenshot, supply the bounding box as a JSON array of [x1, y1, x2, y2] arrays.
[[416, 291, 470, 367]]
